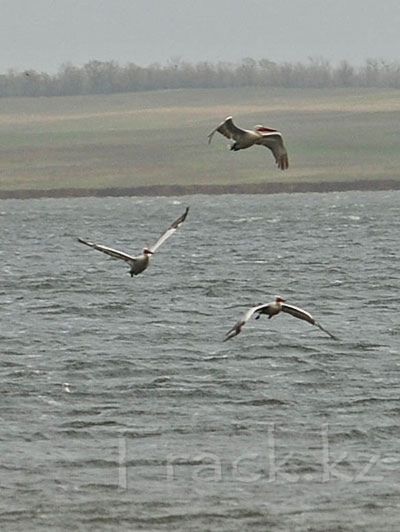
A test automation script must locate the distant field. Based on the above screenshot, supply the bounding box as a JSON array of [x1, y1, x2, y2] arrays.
[[0, 87, 400, 196]]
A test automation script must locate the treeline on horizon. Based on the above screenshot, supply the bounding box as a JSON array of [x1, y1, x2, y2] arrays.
[[2, 57, 400, 98]]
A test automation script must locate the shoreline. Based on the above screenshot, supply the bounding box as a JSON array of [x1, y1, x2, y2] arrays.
[[1, 179, 399, 200]]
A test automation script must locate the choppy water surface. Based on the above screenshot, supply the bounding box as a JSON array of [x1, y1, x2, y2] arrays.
[[1, 191, 400, 531]]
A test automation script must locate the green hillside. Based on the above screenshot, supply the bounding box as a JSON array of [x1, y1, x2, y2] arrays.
[[0, 87, 399, 195]]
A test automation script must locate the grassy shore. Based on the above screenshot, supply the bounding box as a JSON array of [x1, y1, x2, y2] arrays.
[[1, 87, 400, 197]]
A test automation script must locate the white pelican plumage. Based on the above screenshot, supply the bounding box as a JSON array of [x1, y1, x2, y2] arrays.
[[224, 296, 337, 341], [78, 207, 189, 277], [208, 116, 289, 170]]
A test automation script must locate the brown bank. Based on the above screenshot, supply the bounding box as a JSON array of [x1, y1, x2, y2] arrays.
[[1, 179, 399, 200]]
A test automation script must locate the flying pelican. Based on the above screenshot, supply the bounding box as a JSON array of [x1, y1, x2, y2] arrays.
[[224, 296, 337, 341], [78, 207, 189, 276], [208, 116, 289, 170]]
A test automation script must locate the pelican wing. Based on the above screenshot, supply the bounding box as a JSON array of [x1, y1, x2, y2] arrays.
[[149, 207, 189, 253], [208, 116, 247, 144], [253, 303, 274, 319], [241, 304, 268, 324], [281, 303, 337, 339], [256, 132, 289, 170], [281, 303, 315, 324], [224, 304, 267, 341], [78, 238, 135, 263]]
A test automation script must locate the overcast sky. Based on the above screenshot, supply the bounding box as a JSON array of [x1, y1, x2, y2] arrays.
[[1, 0, 400, 73]]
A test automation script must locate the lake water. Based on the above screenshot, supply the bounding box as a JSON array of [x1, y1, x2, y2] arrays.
[[1, 191, 400, 531]]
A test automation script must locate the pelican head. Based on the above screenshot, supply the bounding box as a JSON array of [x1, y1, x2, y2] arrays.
[[143, 248, 154, 256], [275, 296, 286, 303]]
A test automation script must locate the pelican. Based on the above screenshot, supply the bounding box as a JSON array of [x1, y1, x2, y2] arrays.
[[208, 116, 289, 170], [78, 207, 189, 276], [224, 296, 337, 341]]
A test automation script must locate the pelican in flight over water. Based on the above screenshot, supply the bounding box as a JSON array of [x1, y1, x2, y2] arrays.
[[224, 296, 337, 341], [78, 207, 189, 276], [208, 116, 289, 170]]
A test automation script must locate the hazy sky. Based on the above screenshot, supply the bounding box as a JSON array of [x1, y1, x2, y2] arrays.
[[2, 0, 400, 73]]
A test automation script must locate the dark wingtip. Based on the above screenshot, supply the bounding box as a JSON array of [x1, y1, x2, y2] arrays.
[[78, 237, 92, 247], [278, 156, 289, 170], [316, 322, 338, 340], [182, 206, 189, 220], [327, 331, 339, 341]]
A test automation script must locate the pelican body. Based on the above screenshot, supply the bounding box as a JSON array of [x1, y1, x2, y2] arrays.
[[208, 116, 289, 170], [78, 207, 189, 277], [224, 296, 336, 341]]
